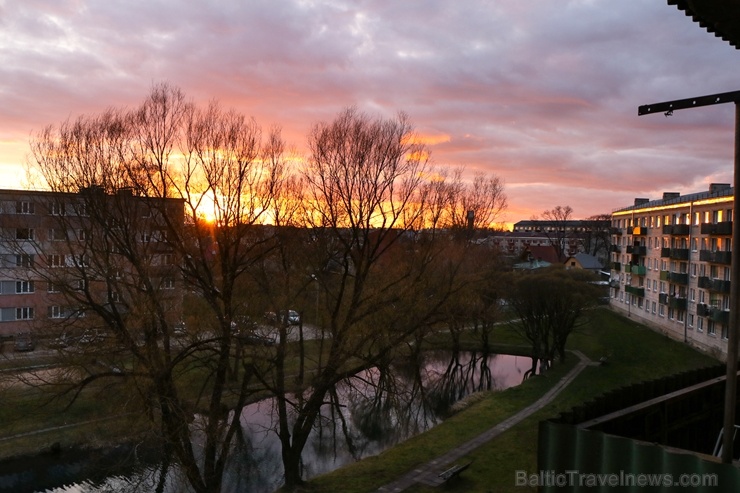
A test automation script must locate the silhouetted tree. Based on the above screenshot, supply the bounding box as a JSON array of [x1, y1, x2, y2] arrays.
[[24, 83, 285, 493], [504, 266, 600, 373]]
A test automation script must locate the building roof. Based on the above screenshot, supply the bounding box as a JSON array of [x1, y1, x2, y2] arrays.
[[524, 245, 560, 264], [669, 0, 740, 49], [565, 252, 603, 271], [612, 185, 734, 214]]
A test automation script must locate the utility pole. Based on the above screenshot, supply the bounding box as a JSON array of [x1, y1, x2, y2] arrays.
[[639, 90, 740, 464]]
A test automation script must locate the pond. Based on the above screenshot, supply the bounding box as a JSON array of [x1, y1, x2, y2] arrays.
[[1, 350, 533, 493]]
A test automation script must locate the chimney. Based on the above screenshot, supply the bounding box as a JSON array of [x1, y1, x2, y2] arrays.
[[709, 183, 731, 194], [634, 198, 649, 206]]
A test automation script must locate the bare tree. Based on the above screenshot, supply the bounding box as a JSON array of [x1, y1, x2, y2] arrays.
[[504, 266, 600, 373], [25, 83, 286, 493], [539, 205, 574, 262], [418, 168, 507, 232], [580, 213, 612, 265], [253, 107, 474, 488]]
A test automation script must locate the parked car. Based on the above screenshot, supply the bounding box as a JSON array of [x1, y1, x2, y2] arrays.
[[49, 331, 75, 349], [173, 321, 187, 337], [265, 310, 301, 326], [14, 332, 35, 352], [79, 329, 108, 345]]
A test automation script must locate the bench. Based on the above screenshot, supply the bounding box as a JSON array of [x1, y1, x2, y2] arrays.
[[438, 461, 472, 484]]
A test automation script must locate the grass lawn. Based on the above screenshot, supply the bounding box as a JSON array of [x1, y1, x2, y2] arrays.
[[299, 308, 718, 493]]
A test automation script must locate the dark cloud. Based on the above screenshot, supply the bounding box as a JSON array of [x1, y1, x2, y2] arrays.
[[1, 0, 739, 221]]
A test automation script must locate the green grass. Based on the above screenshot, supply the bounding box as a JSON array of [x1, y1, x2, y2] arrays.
[[299, 308, 718, 493]]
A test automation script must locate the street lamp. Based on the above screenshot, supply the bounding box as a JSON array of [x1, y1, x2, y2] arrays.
[[639, 90, 740, 463]]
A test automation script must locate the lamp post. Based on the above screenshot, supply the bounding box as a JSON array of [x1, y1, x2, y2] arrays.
[[639, 90, 740, 463]]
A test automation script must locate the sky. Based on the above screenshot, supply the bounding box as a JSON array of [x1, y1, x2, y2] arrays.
[[2, 1, 740, 226]]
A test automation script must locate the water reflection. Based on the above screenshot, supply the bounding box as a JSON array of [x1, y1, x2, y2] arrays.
[[15, 351, 531, 493]]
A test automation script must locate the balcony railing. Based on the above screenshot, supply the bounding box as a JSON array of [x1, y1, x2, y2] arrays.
[[697, 303, 712, 317], [609, 244, 621, 253], [660, 270, 669, 281], [625, 285, 645, 297], [700, 221, 733, 236], [611, 262, 621, 271], [660, 247, 671, 258], [662, 224, 690, 235], [669, 248, 690, 260], [669, 297, 687, 310], [699, 250, 732, 265], [659, 293, 669, 305], [709, 307, 730, 325], [632, 227, 648, 236], [698, 277, 732, 293], [610, 227, 623, 235], [630, 265, 647, 276], [627, 245, 647, 256], [666, 272, 689, 285]]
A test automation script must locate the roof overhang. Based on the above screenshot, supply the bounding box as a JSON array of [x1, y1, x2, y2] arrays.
[[669, 0, 740, 49]]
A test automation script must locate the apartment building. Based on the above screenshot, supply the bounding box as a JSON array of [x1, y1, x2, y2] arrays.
[[609, 183, 734, 357], [0, 188, 183, 339]]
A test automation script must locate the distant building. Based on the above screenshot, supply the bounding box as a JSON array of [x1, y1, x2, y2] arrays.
[[564, 252, 604, 273], [0, 188, 184, 339]]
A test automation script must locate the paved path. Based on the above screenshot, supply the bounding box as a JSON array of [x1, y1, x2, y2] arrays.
[[376, 350, 596, 492]]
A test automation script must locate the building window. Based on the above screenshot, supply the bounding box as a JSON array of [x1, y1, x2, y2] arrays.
[[50, 201, 66, 216], [15, 307, 34, 320], [47, 282, 61, 293], [15, 281, 34, 294], [722, 325, 729, 340], [50, 229, 66, 241], [48, 255, 64, 268], [16, 228, 34, 240], [659, 304, 665, 317], [708, 320, 716, 336], [698, 317, 704, 332], [16, 201, 35, 214], [688, 314, 694, 328], [162, 278, 175, 290], [49, 306, 64, 319], [652, 301, 656, 314], [15, 255, 34, 268]]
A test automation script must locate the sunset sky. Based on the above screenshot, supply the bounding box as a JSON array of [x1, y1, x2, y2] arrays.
[[2, 1, 740, 225]]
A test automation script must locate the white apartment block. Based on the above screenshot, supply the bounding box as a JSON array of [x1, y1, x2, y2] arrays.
[[610, 184, 734, 358]]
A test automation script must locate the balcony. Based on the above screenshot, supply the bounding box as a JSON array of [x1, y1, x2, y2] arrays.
[[627, 245, 647, 256], [699, 250, 732, 265], [698, 277, 732, 294], [669, 297, 687, 310], [660, 271, 689, 286], [610, 227, 623, 235], [669, 248, 690, 260], [660, 247, 671, 258], [609, 244, 621, 253], [630, 265, 647, 276], [696, 303, 711, 317], [609, 280, 620, 289], [700, 221, 733, 236], [625, 285, 645, 297], [662, 224, 690, 235], [632, 227, 648, 236], [709, 307, 730, 325], [658, 293, 669, 305], [660, 270, 669, 281], [611, 262, 621, 271]]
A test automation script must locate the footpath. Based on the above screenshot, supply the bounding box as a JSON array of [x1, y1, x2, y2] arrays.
[[376, 350, 596, 492]]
